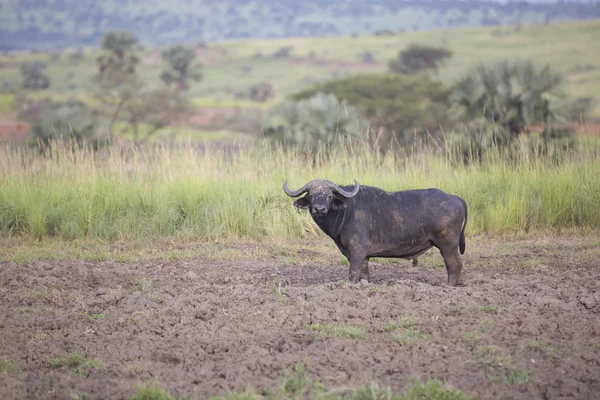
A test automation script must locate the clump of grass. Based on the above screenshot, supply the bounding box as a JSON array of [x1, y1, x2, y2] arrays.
[[381, 321, 398, 332], [210, 390, 258, 400], [501, 370, 534, 387], [268, 280, 284, 304], [475, 345, 513, 368], [392, 329, 428, 346], [526, 340, 568, 359], [129, 382, 174, 400], [398, 379, 472, 400], [280, 363, 308, 397], [401, 314, 419, 328], [475, 344, 534, 387], [0, 357, 21, 375], [214, 364, 472, 400], [29, 332, 48, 342], [444, 306, 468, 316], [133, 276, 152, 293], [48, 351, 102, 377], [311, 323, 367, 340], [23, 287, 65, 306], [477, 305, 504, 314], [74, 310, 104, 321], [352, 382, 396, 399], [460, 330, 481, 349]]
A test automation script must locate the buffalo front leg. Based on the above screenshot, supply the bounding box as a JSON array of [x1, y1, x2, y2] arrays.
[[439, 247, 463, 286], [348, 258, 369, 284]]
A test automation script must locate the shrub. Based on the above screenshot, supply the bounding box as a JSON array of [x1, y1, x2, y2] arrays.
[[262, 92, 364, 153]]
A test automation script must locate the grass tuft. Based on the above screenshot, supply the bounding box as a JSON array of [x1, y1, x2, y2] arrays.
[[129, 383, 174, 400], [392, 329, 428, 346], [0, 357, 21, 375], [48, 351, 103, 377], [475, 345, 513, 368], [311, 323, 367, 340]]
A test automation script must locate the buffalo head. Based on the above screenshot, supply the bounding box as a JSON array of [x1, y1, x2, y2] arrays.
[[283, 179, 360, 217]]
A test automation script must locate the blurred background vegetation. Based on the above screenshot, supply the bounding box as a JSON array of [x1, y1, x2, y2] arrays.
[[1, 1, 599, 241]]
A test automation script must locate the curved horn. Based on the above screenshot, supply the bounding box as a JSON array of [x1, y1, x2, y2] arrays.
[[283, 180, 315, 197], [333, 179, 360, 198]]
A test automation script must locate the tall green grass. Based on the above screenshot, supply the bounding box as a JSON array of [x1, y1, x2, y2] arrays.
[[1, 136, 599, 242]]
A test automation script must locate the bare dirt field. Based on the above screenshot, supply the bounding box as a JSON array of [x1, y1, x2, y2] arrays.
[[1, 236, 599, 399]]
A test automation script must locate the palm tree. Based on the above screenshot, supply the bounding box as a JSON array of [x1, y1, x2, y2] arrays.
[[453, 59, 567, 140]]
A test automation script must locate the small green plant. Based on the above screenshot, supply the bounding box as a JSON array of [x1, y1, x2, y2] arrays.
[[460, 330, 480, 349], [133, 276, 152, 293], [151, 294, 165, 304], [311, 324, 367, 340], [48, 351, 103, 377], [477, 305, 504, 314], [268, 280, 284, 304], [444, 306, 468, 316], [392, 329, 427, 346], [381, 321, 398, 332], [475, 345, 513, 368], [23, 287, 64, 306], [280, 363, 307, 397], [29, 332, 48, 342], [0, 357, 21, 375], [502, 370, 534, 387], [398, 379, 472, 400], [352, 382, 396, 400], [129, 382, 174, 400], [521, 257, 543, 269], [526, 340, 568, 358], [210, 390, 259, 400], [74, 310, 104, 321], [401, 314, 419, 328]]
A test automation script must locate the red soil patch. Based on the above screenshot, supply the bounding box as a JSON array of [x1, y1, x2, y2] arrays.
[[0, 120, 31, 142]]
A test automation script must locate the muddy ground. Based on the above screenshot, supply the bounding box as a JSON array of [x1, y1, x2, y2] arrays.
[[1, 237, 599, 399]]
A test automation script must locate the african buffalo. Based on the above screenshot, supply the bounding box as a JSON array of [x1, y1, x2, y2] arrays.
[[283, 179, 468, 286]]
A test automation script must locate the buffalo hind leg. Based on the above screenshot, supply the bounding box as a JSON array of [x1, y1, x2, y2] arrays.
[[348, 258, 369, 284], [439, 247, 463, 286]]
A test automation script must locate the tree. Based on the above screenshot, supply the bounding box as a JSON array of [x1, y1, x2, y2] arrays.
[[97, 31, 140, 76], [389, 44, 453, 75], [262, 93, 364, 153], [452, 59, 568, 139], [160, 45, 202, 90], [119, 88, 189, 141], [20, 61, 51, 90], [248, 82, 276, 102], [294, 74, 452, 149], [94, 31, 142, 132]]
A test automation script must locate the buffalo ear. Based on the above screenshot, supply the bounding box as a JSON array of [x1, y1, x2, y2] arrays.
[[331, 197, 347, 210], [293, 195, 310, 210]]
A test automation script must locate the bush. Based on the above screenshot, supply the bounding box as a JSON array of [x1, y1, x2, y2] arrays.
[[389, 44, 453, 74], [248, 82, 275, 102], [262, 92, 364, 153], [31, 101, 108, 148], [294, 74, 452, 149], [273, 46, 293, 58]]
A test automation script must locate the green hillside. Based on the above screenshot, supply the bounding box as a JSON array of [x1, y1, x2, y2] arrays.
[[1, 19, 599, 120], [1, 0, 600, 50]]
